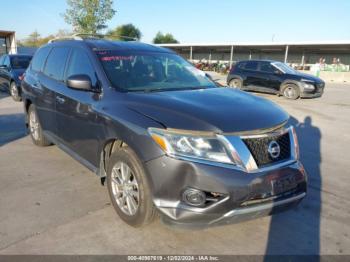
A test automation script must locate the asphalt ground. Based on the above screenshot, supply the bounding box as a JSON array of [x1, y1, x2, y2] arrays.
[[0, 79, 349, 255]]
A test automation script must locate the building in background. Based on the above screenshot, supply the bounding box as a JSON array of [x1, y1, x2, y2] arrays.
[[0, 30, 17, 55], [159, 41, 350, 72]]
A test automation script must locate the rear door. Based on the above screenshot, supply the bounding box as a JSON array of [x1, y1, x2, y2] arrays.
[[55, 47, 102, 168], [241, 61, 260, 89], [38, 46, 71, 136]]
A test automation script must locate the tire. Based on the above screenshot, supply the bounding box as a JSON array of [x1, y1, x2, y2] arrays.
[[107, 147, 157, 227], [228, 78, 242, 89], [281, 83, 300, 100], [10, 82, 21, 102], [28, 104, 51, 146]]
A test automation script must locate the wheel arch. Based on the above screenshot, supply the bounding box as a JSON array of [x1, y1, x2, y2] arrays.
[[280, 79, 301, 92], [227, 74, 244, 85]]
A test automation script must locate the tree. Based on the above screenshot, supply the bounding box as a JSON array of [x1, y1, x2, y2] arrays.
[[26, 30, 41, 47], [63, 0, 116, 34], [152, 32, 179, 44], [107, 24, 142, 41]]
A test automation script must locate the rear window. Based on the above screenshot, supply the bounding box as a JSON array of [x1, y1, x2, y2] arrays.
[[43, 47, 70, 81], [31, 47, 51, 72], [244, 61, 258, 71], [10, 56, 32, 69]]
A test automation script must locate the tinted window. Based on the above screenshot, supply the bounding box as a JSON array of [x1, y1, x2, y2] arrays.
[[3, 56, 11, 67], [44, 47, 70, 81], [244, 61, 258, 71], [0, 55, 5, 65], [31, 47, 51, 72], [237, 62, 247, 69], [66, 48, 97, 86], [10, 56, 32, 69], [260, 62, 275, 73]]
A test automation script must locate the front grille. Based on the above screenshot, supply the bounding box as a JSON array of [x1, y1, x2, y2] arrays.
[[242, 132, 291, 167]]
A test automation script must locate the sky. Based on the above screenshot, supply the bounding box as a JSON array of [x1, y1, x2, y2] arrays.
[[1, 0, 350, 43]]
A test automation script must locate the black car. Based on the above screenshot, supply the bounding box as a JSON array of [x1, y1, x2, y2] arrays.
[[0, 54, 32, 101], [22, 37, 307, 228], [227, 60, 325, 99]]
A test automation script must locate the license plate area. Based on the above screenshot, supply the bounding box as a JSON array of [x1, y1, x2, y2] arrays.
[[271, 175, 298, 195]]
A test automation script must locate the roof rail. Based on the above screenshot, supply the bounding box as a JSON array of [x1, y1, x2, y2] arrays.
[[48, 33, 138, 43]]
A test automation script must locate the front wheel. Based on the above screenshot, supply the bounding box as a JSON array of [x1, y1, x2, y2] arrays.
[[228, 78, 242, 89], [10, 82, 21, 102], [281, 84, 300, 100], [107, 147, 157, 227]]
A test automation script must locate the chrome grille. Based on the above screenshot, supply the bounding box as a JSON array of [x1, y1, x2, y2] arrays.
[[242, 132, 291, 167]]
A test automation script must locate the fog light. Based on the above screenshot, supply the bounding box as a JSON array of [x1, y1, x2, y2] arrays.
[[182, 188, 206, 206]]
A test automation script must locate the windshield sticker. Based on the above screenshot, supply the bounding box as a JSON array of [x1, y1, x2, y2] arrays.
[[101, 56, 134, 61]]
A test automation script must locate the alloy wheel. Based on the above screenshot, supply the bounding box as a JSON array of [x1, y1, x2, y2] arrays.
[[29, 110, 39, 141], [10, 83, 18, 99], [111, 161, 140, 216]]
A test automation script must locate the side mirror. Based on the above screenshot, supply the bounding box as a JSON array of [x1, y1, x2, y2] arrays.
[[274, 70, 282, 75], [67, 74, 93, 91], [205, 73, 223, 87]]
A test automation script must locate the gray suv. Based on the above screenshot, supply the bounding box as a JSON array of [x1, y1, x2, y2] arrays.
[[22, 36, 307, 228]]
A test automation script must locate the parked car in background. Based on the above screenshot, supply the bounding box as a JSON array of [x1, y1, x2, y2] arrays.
[[227, 60, 325, 99], [22, 37, 307, 228], [0, 54, 32, 101]]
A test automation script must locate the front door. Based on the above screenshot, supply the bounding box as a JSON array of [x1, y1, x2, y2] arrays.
[[55, 47, 103, 168]]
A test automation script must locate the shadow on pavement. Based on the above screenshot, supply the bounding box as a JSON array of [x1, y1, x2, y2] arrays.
[[0, 113, 27, 146], [265, 116, 322, 258]]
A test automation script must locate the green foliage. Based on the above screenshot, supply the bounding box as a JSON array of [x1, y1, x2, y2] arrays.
[[19, 30, 73, 47], [63, 0, 116, 34], [152, 31, 179, 44], [107, 24, 142, 41]]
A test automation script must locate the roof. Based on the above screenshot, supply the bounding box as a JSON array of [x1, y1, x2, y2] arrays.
[[47, 39, 174, 53], [0, 30, 15, 37]]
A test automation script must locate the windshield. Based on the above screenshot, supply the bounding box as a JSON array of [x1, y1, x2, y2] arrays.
[[96, 50, 216, 92], [10, 56, 32, 69], [272, 62, 296, 74]]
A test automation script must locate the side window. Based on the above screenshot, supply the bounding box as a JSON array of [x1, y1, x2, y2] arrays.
[[237, 62, 246, 69], [0, 55, 5, 66], [31, 47, 51, 72], [244, 61, 258, 71], [260, 62, 275, 73], [66, 48, 97, 86], [3, 56, 10, 67], [43, 47, 70, 81]]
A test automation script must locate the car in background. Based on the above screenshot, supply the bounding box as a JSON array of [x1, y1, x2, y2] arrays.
[[227, 60, 325, 99], [0, 54, 32, 101]]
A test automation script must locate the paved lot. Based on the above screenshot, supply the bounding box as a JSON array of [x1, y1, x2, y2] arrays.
[[0, 81, 350, 255]]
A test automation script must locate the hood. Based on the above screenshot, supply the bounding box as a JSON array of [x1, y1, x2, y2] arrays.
[[123, 88, 289, 133], [287, 71, 324, 83]]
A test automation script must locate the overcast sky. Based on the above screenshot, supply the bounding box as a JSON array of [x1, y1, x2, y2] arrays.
[[1, 0, 349, 43]]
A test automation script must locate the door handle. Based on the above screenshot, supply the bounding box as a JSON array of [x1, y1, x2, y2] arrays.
[[56, 96, 65, 104]]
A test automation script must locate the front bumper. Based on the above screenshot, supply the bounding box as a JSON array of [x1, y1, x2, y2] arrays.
[[300, 83, 325, 98], [145, 156, 307, 228]]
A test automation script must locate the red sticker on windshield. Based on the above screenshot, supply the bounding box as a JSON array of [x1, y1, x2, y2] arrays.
[[101, 56, 134, 61]]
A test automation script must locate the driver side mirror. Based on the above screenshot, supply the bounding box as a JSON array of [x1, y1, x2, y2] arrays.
[[67, 74, 95, 91], [274, 69, 282, 75], [205, 73, 224, 87]]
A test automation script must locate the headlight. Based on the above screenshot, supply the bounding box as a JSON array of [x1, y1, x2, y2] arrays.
[[148, 128, 236, 165], [301, 82, 315, 90]]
